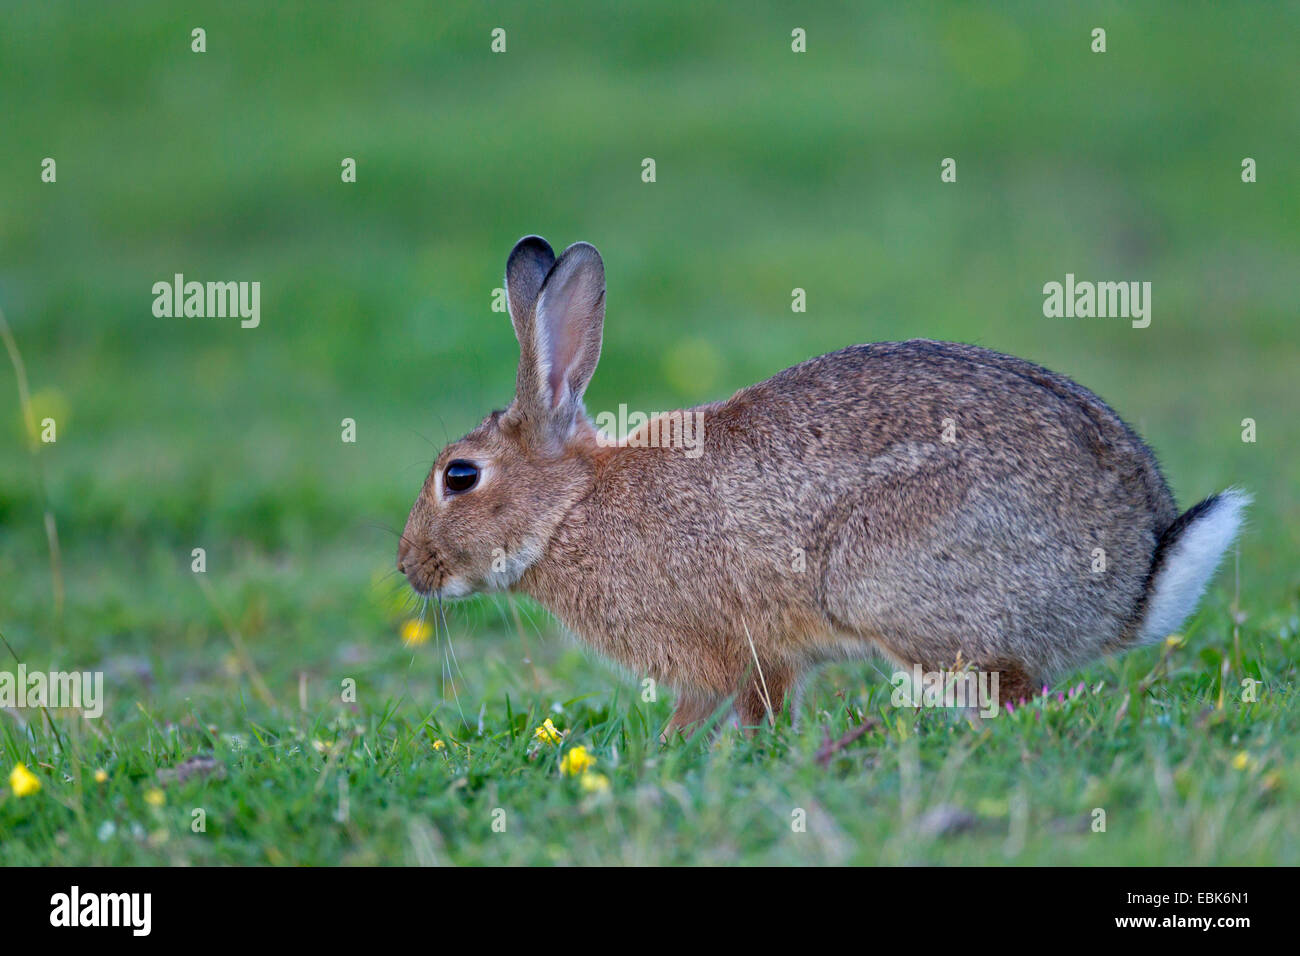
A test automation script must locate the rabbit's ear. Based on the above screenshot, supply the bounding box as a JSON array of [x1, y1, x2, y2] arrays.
[[518, 242, 605, 441], [505, 235, 556, 350]]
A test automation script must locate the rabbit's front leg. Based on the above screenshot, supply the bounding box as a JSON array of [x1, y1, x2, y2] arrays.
[[663, 692, 728, 739], [735, 663, 794, 730]]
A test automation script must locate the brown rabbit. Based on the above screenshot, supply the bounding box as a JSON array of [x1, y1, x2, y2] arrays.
[[398, 236, 1247, 730]]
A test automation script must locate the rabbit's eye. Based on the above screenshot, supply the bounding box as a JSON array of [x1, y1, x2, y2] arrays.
[[443, 460, 480, 494]]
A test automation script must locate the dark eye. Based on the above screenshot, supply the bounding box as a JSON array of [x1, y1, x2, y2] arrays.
[[444, 460, 480, 494]]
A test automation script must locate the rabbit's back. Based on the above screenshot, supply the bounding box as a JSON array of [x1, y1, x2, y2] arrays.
[[716, 339, 1179, 675]]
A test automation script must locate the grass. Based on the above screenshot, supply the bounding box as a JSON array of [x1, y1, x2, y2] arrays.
[[2, 596, 1296, 865], [1, 0, 1298, 864]]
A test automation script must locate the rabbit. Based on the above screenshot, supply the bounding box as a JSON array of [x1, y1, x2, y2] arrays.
[[398, 236, 1248, 731]]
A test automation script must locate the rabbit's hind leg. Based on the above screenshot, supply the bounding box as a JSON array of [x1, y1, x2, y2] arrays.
[[982, 661, 1043, 712]]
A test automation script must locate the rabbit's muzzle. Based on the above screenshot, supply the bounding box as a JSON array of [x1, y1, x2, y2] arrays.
[[396, 540, 453, 597]]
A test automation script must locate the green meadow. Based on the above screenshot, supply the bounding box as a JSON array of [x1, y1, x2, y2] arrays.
[[0, 1, 1296, 864]]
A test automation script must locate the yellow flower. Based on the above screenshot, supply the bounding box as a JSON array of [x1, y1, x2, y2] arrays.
[[534, 718, 564, 745], [1165, 634, 1185, 648], [144, 788, 166, 807], [93, 768, 108, 784], [9, 763, 41, 797], [579, 772, 610, 793], [432, 739, 446, 751], [401, 618, 432, 646], [559, 745, 595, 776], [1231, 751, 1253, 771]]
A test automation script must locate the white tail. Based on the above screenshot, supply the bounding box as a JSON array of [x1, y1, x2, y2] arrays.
[[1138, 488, 1249, 643]]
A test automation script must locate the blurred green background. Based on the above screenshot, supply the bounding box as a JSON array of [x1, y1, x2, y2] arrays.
[[0, 2, 1297, 863]]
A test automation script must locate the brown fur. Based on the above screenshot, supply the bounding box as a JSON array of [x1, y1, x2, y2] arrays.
[[400, 238, 1199, 732]]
